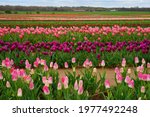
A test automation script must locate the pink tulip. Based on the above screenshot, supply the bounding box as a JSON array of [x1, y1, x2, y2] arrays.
[[42, 86, 50, 95], [141, 86, 145, 93], [25, 60, 31, 70], [19, 69, 26, 77], [121, 58, 126, 67], [115, 67, 120, 74], [78, 85, 84, 95], [74, 80, 78, 90], [44, 65, 49, 71], [128, 80, 134, 88], [2, 58, 14, 68], [57, 82, 62, 90], [36, 58, 41, 64], [53, 62, 58, 70], [104, 80, 110, 89], [34, 61, 39, 67], [138, 72, 149, 81], [137, 65, 144, 73], [72, 37, 76, 40], [48, 76, 53, 84], [17, 88, 22, 97], [101, 60, 105, 67], [29, 81, 34, 90], [97, 37, 101, 40], [83, 59, 92, 68], [64, 62, 69, 68], [0, 71, 3, 80], [134, 57, 139, 64], [61, 76, 69, 89], [19, 34, 23, 39], [116, 73, 123, 83], [40, 59, 46, 66], [34, 58, 40, 67], [142, 58, 146, 65], [125, 76, 131, 84], [84, 36, 88, 41], [72, 57, 76, 63], [6, 81, 11, 88], [42, 76, 47, 84], [11, 69, 19, 81]]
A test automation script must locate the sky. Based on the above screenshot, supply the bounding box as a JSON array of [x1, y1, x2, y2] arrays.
[[0, 0, 149, 7]]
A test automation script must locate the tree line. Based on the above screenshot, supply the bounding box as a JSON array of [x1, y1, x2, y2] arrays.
[[0, 5, 149, 14]]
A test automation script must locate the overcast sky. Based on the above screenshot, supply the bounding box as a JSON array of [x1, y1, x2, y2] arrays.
[[0, 0, 149, 7]]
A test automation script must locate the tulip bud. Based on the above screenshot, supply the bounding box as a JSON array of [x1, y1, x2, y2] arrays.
[[72, 57, 76, 63], [50, 62, 53, 68], [134, 57, 139, 64], [141, 86, 145, 93], [48, 76, 53, 84], [17, 88, 22, 97], [64, 62, 69, 68], [104, 80, 110, 89], [53, 62, 58, 70], [78, 85, 84, 95], [93, 68, 97, 74], [121, 58, 126, 67], [57, 82, 62, 90], [74, 80, 78, 90], [142, 58, 146, 65], [29, 81, 34, 90], [6, 81, 11, 88], [101, 60, 105, 67]]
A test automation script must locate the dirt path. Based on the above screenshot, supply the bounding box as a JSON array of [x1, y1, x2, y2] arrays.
[[57, 68, 135, 85]]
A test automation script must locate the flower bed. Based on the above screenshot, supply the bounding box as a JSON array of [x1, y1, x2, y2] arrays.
[[0, 25, 149, 100], [0, 57, 149, 100], [0, 39, 149, 68]]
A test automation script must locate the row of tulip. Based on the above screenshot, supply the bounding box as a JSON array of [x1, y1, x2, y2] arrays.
[[0, 39, 149, 68], [0, 39, 149, 53], [0, 25, 150, 43], [0, 57, 149, 100]]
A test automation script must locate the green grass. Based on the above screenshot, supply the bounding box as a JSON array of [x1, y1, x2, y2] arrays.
[[0, 20, 150, 28], [0, 11, 150, 15]]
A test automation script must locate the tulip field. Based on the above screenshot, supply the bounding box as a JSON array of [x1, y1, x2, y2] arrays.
[[0, 19, 150, 100]]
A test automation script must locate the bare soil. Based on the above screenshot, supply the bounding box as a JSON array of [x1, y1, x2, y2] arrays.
[[57, 68, 135, 86], [0, 14, 150, 20]]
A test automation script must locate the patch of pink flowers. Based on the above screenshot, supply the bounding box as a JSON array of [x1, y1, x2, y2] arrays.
[[2, 58, 14, 68]]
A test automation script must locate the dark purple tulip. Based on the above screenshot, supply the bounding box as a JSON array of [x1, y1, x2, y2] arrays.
[[10, 44, 16, 51], [97, 54, 100, 59]]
